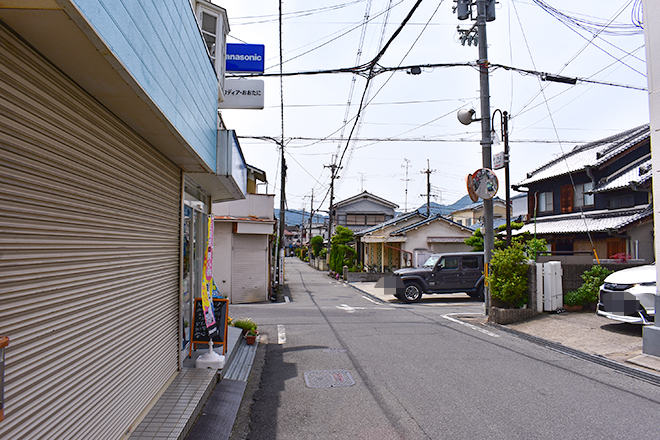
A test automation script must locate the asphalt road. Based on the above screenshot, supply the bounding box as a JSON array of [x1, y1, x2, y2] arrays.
[[228, 258, 660, 440]]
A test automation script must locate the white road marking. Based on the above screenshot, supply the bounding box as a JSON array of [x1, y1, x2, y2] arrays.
[[278, 325, 286, 344], [442, 314, 500, 338], [336, 304, 367, 313]]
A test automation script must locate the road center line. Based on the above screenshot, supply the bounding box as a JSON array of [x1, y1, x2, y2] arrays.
[[277, 325, 286, 344], [442, 314, 500, 338]]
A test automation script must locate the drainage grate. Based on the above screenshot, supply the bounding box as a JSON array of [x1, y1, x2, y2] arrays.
[[323, 348, 347, 354], [304, 369, 355, 388]]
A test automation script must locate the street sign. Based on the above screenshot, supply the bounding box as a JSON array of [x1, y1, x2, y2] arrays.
[[219, 79, 264, 109], [226, 44, 265, 72], [493, 151, 504, 170]]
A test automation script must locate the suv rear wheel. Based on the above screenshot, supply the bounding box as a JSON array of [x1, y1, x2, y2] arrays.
[[402, 282, 423, 303]]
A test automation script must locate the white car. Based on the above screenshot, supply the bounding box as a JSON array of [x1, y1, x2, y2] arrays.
[[597, 264, 656, 325]]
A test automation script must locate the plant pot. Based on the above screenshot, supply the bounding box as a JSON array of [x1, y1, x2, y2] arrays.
[[245, 334, 257, 345], [563, 305, 583, 312]]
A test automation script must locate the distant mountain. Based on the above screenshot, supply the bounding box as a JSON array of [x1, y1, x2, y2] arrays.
[[276, 195, 474, 226], [275, 209, 327, 226], [409, 195, 474, 217]]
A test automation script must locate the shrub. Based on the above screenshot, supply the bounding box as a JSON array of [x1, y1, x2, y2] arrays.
[[567, 265, 613, 305], [487, 243, 529, 308], [310, 235, 324, 257], [232, 317, 257, 332], [563, 289, 587, 306]]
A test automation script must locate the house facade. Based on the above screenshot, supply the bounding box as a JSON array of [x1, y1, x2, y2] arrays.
[[450, 198, 508, 229], [513, 125, 653, 262], [0, 1, 249, 438], [213, 166, 275, 304], [355, 212, 473, 271], [333, 191, 398, 234]]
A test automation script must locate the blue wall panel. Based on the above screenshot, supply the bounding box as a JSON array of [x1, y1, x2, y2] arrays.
[[72, 0, 218, 172]]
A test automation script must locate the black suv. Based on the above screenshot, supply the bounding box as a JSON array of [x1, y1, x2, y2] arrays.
[[393, 252, 485, 303]]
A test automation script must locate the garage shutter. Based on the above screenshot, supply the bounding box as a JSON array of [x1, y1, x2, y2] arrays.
[[232, 234, 268, 304], [0, 24, 181, 440]]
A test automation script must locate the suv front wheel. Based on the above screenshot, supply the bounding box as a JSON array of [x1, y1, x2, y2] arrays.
[[402, 282, 423, 303]]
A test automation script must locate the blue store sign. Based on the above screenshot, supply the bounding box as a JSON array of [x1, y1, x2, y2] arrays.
[[226, 44, 265, 73]]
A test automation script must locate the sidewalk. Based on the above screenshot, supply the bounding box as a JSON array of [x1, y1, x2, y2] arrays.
[[128, 326, 260, 440]]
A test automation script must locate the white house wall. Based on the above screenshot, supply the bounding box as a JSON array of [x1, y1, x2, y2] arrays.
[[402, 223, 472, 255], [213, 194, 275, 219]]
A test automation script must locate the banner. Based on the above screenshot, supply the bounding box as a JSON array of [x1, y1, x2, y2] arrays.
[[201, 216, 218, 337]]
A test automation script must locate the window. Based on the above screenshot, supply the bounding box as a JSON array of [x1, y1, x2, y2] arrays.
[[346, 214, 366, 226], [537, 191, 553, 213], [196, 3, 227, 86], [366, 214, 385, 225], [574, 182, 594, 208], [463, 256, 479, 269], [439, 257, 459, 270], [608, 194, 635, 209], [560, 185, 573, 213]]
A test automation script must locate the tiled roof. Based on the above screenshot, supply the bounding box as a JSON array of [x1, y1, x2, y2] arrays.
[[334, 190, 399, 209], [592, 155, 652, 193], [354, 211, 424, 237], [515, 125, 649, 187], [514, 205, 652, 235], [390, 213, 469, 236]]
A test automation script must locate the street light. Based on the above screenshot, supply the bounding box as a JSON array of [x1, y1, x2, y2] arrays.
[[457, 107, 494, 313]]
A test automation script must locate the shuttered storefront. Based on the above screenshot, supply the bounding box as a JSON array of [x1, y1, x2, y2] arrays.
[[0, 24, 182, 440], [232, 234, 268, 303]]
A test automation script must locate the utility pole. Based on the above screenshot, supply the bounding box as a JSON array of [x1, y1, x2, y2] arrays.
[[277, 147, 286, 286], [300, 206, 306, 245], [401, 158, 412, 212], [420, 159, 436, 217], [309, 189, 314, 247], [324, 161, 341, 260], [456, 0, 496, 312]]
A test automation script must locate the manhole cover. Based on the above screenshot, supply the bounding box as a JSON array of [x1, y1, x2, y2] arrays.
[[304, 369, 355, 388], [323, 348, 347, 354]]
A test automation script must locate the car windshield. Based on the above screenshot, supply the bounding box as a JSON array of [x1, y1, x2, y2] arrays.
[[423, 255, 439, 268]]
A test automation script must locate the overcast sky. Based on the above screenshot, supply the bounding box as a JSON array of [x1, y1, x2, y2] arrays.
[[216, 0, 648, 214]]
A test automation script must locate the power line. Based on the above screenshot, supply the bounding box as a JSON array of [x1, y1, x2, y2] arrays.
[[230, 61, 646, 91]]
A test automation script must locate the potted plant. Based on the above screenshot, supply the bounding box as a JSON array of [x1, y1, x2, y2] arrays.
[[232, 317, 257, 336], [563, 290, 586, 312], [245, 328, 259, 345]]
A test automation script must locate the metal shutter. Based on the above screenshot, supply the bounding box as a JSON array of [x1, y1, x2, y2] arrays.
[[0, 24, 181, 440], [232, 234, 268, 304]]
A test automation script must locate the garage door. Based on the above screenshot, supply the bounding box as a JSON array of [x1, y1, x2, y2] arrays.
[[0, 23, 181, 440], [232, 234, 268, 303]]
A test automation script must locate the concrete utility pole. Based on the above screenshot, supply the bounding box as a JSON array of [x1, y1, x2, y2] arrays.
[[401, 158, 412, 212], [309, 189, 314, 246], [420, 159, 436, 217], [324, 162, 341, 260], [456, 0, 495, 311], [477, 0, 495, 313]]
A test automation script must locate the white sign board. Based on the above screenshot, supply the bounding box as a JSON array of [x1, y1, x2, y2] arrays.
[[493, 151, 504, 170], [219, 79, 264, 109]]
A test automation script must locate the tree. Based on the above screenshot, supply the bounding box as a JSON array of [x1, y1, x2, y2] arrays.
[[329, 225, 356, 272], [310, 235, 324, 258], [464, 221, 547, 260]]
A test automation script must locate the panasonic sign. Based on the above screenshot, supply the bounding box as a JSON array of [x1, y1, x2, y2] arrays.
[[226, 44, 265, 73]]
